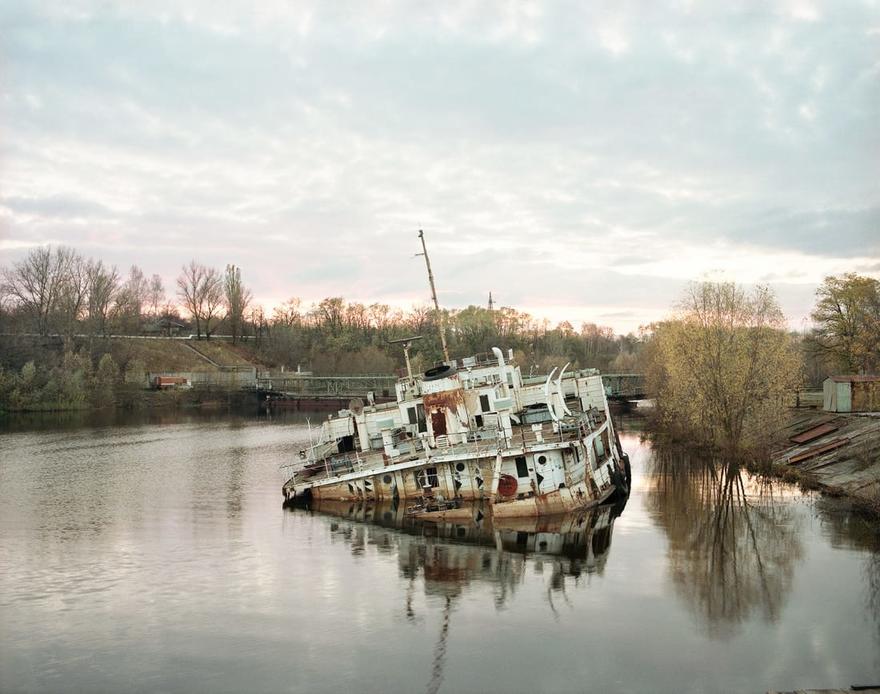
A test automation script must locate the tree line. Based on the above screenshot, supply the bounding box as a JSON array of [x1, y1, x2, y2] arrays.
[[1, 246, 877, 387], [0, 246, 642, 375], [643, 274, 879, 456], [0, 247, 254, 343]]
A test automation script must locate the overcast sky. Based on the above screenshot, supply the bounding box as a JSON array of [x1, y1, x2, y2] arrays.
[[1, 1, 878, 333]]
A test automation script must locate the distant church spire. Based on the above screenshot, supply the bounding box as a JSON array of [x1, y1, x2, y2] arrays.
[[488, 291, 495, 311]]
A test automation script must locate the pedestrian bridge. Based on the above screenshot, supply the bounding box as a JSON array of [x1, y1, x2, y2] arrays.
[[601, 373, 646, 400], [256, 374, 397, 399], [256, 372, 645, 402]]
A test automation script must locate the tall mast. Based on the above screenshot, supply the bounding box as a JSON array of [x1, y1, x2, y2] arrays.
[[417, 230, 450, 363]]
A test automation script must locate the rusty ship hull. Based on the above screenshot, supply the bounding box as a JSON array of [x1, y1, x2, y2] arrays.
[[282, 349, 630, 518]]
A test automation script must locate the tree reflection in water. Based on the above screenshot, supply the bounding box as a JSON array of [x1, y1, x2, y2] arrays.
[[646, 450, 805, 639]]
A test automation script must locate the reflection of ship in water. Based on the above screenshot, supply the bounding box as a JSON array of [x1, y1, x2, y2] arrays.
[[308, 497, 625, 595], [296, 497, 626, 692]]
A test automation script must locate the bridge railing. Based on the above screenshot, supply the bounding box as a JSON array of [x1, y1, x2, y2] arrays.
[[258, 374, 398, 397], [601, 373, 646, 399]]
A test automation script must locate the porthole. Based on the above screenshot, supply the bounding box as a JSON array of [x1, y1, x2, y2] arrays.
[[538, 455, 547, 465], [382, 474, 392, 484], [455, 462, 465, 472]]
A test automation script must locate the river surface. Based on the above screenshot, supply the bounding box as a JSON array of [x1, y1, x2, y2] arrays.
[[1, 410, 878, 693]]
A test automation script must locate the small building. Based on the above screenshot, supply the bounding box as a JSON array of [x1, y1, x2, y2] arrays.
[[152, 375, 192, 390], [143, 318, 188, 337], [823, 375, 880, 413]]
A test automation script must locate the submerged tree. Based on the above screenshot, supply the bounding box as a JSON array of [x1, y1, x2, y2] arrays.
[[644, 282, 801, 453]]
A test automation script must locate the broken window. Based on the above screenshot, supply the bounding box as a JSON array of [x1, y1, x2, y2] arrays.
[[416, 467, 440, 488], [515, 456, 529, 478], [479, 394, 490, 412]]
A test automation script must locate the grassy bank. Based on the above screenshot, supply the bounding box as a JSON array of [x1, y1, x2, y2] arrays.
[[0, 335, 263, 414]]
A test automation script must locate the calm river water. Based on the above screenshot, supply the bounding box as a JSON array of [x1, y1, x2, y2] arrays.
[[1, 410, 878, 693]]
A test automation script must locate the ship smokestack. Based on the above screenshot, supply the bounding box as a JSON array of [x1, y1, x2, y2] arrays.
[[492, 347, 509, 397]]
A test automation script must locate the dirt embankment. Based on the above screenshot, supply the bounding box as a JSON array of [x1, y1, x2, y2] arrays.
[[771, 411, 880, 513]]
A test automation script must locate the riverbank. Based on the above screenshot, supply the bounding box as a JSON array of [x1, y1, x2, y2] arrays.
[[0, 334, 265, 414], [769, 411, 880, 514]]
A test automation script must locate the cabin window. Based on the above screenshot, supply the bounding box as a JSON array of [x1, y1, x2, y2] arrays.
[[474, 414, 484, 427], [515, 456, 529, 478], [479, 394, 490, 412], [537, 455, 547, 465], [455, 462, 465, 472], [409, 405, 427, 433], [337, 435, 355, 453]]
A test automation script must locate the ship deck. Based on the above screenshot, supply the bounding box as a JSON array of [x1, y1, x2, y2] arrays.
[[284, 405, 608, 489]]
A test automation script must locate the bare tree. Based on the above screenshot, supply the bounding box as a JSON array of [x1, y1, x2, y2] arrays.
[[224, 264, 252, 344], [177, 261, 222, 339], [55, 251, 89, 336], [115, 265, 150, 334], [1, 246, 75, 335], [147, 274, 165, 318], [249, 305, 268, 347], [272, 297, 302, 328], [86, 260, 120, 336]]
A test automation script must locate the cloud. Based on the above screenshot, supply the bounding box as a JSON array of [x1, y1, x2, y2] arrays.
[[0, 0, 878, 335]]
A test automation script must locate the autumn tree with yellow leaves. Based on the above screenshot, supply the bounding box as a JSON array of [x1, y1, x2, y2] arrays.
[[645, 281, 801, 454], [810, 273, 880, 374]]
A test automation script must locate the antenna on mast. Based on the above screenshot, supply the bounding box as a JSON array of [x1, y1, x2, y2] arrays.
[[388, 336, 423, 381], [416, 230, 451, 363]]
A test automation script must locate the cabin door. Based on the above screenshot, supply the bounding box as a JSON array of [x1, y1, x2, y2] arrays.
[[534, 452, 565, 494], [430, 409, 447, 437]]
